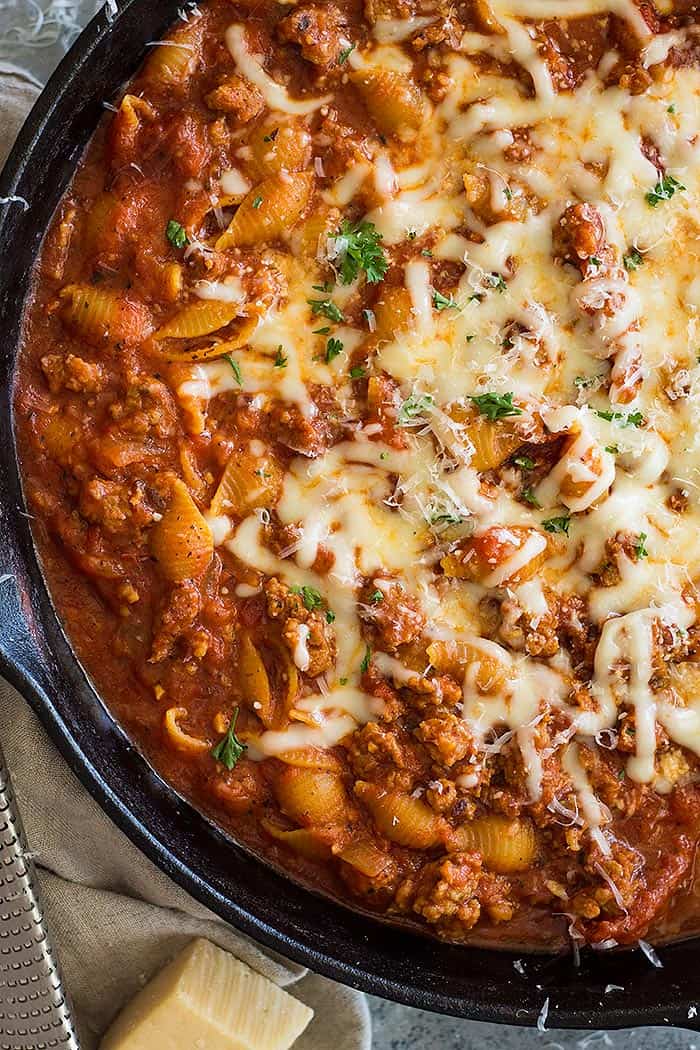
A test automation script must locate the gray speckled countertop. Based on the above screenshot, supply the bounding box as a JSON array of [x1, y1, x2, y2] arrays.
[[2, 9, 699, 1050], [368, 996, 699, 1050]]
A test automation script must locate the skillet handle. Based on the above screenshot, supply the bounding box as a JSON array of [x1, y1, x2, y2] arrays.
[[0, 738, 81, 1049]]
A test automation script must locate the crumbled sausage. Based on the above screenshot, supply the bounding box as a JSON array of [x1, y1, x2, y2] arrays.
[[149, 580, 202, 663], [415, 713, 475, 767], [265, 577, 336, 676], [554, 203, 608, 273], [278, 4, 349, 70], [205, 75, 264, 122], [41, 353, 105, 395], [359, 581, 425, 652]]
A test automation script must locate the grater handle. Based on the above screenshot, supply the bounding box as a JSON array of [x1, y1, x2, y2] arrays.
[[0, 740, 80, 1050]]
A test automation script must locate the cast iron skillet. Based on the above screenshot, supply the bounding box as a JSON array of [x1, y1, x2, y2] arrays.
[[1, 0, 699, 1031]]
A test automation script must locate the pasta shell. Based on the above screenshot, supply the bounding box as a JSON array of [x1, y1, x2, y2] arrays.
[[441, 525, 547, 586], [209, 449, 282, 517], [163, 707, 209, 754], [291, 205, 340, 263], [371, 286, 413, 343], [350, 69, 425, 135], [238, 633, 275, 726], [355, 782, 442, 848], [426, 638, 510, 694], [452, 816, 536, 874], [41, 414, 82, 465], [275, 748, 345, 773], [274, 768, 348, 826], [154, 300, 241, 341], [216, 173, 314, 250], [465, 417, 523, 471], [158, 316, 260, 362], [339, 838, 392, 878], [59, 284, 152, 346], [144, 40, 198, 87], [249, 119, 312, 176], [260, 819, 332, 861], [84, 192, 116, 255], [150, 479, 213, 581]]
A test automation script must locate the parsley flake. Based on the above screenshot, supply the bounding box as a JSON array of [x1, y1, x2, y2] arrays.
[[326, 336, 344, 363], [349, 365, 366, 378], [397, 394, 434, 426], [668, 103, 676, 114], [211, 708, 246, 770], [433, 290, 460, 312], [262, 128, 279, 143], [369, 589, 384, 604], [543, 515, 571, 535], [623, 248, 644, 271], [225, 355, 242, 386], [634, 532, 649, 560], [421, 248, 433, 258], [326, 609, 336, 623], [470, 391, 522, 421], [338, 44, 355, 64], [291, 585, 324, 611], [252, 195, 263, 209], [605, 444, 619, 454], [274, 346, 287, 368], [308, 298, 344, 323], [165, 220, 188, 249], [468, 292, 484, 303], [521, 486, 541, 508], [331, 220, 388, 285], [360, 645, 372, 673], [595, 408, 644, 428], [487, 272, 507, 293], [645, 173, 685, 207], [514, 455, 535, 470], [589, 256, 601, 267]]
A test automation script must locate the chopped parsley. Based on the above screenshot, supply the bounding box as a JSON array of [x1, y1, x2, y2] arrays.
[[290, 584, 324, 611], [468, 292, 484, 303], [331, 220, 388, 285], [521, 486, 541, 508], [466, 334, 475, 343], [225, 355, 242, 386], [165, 220, 188, 249], [634, 532, 649, 560], [337, 44, 355, 64], [369, 589, 384, 604], [421, 248, 433, 258], [668, 103, 676, 114], [513, 455, 535, 470], [543, 515, 571, 535], [605, 444, 619, 455], [433, 290, 460, 312], [362, 308, 376, 328], [487, 272, 507, 293], [325, 336, 344, 363], [274, 345, 287, 368], [589, 256, 601, 267], [397, 394, 434, 426], [623, 248, 644, 271], [211, 708, 246, 770], [349, 365, 366, 378], [360, 645, 372, 674], [339, 677, 348, 686], [430, 511, 463, 526], [504, 186, 513, 201], [407, 228, 417, 240], [645, 173, 685, 207], [594, 408, 644, 428], [308, 297, 344, 323], [326, 610, 336, 623], [262, 128, 279, 143], [252, 195, 263, 209], [313, 326, 331, 335], [470, 391, 522, 421]]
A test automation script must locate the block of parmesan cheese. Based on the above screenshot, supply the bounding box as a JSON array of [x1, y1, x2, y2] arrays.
[[99, 938, 314, 1050]]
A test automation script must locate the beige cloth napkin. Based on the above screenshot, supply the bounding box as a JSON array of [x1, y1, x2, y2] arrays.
[[0, 69, 371, 1050]]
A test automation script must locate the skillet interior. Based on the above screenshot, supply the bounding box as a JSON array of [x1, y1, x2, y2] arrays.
[[1, 0, 700, 1029]]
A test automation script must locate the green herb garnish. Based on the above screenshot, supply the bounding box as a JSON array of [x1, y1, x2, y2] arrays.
[[338, 44, 355, 64], [263, 128, 279, 143], [369, 590, 384, 604], [487, 272, 507, 293], [595, 408, 644, 428], [543, 515, 571, 535], [623, 248, 643, 271], [211, 708, 247, 770], [274, 346, 287, 368], [349, 365, 366, 378], [513, 455, 535, 470], [326, 610, 336, 623], [521, 486, 541, 508], [308, 298, 345, 323], [397, 394, 434, 426], [634, 532, 648, 560], [433, 290, 460, 312], [360, 645, 372, 673], [470, 391, 522, 421], [326, 336, 344, 363], [645, 173, 685, 207], [165, 220, 188, 249], [332, 220, 388, 285], [225, 355, 242, 386], [252, 195, 263, 209]]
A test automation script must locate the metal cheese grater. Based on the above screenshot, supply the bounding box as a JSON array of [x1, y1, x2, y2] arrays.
[[0, 742, 80, 1050]]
